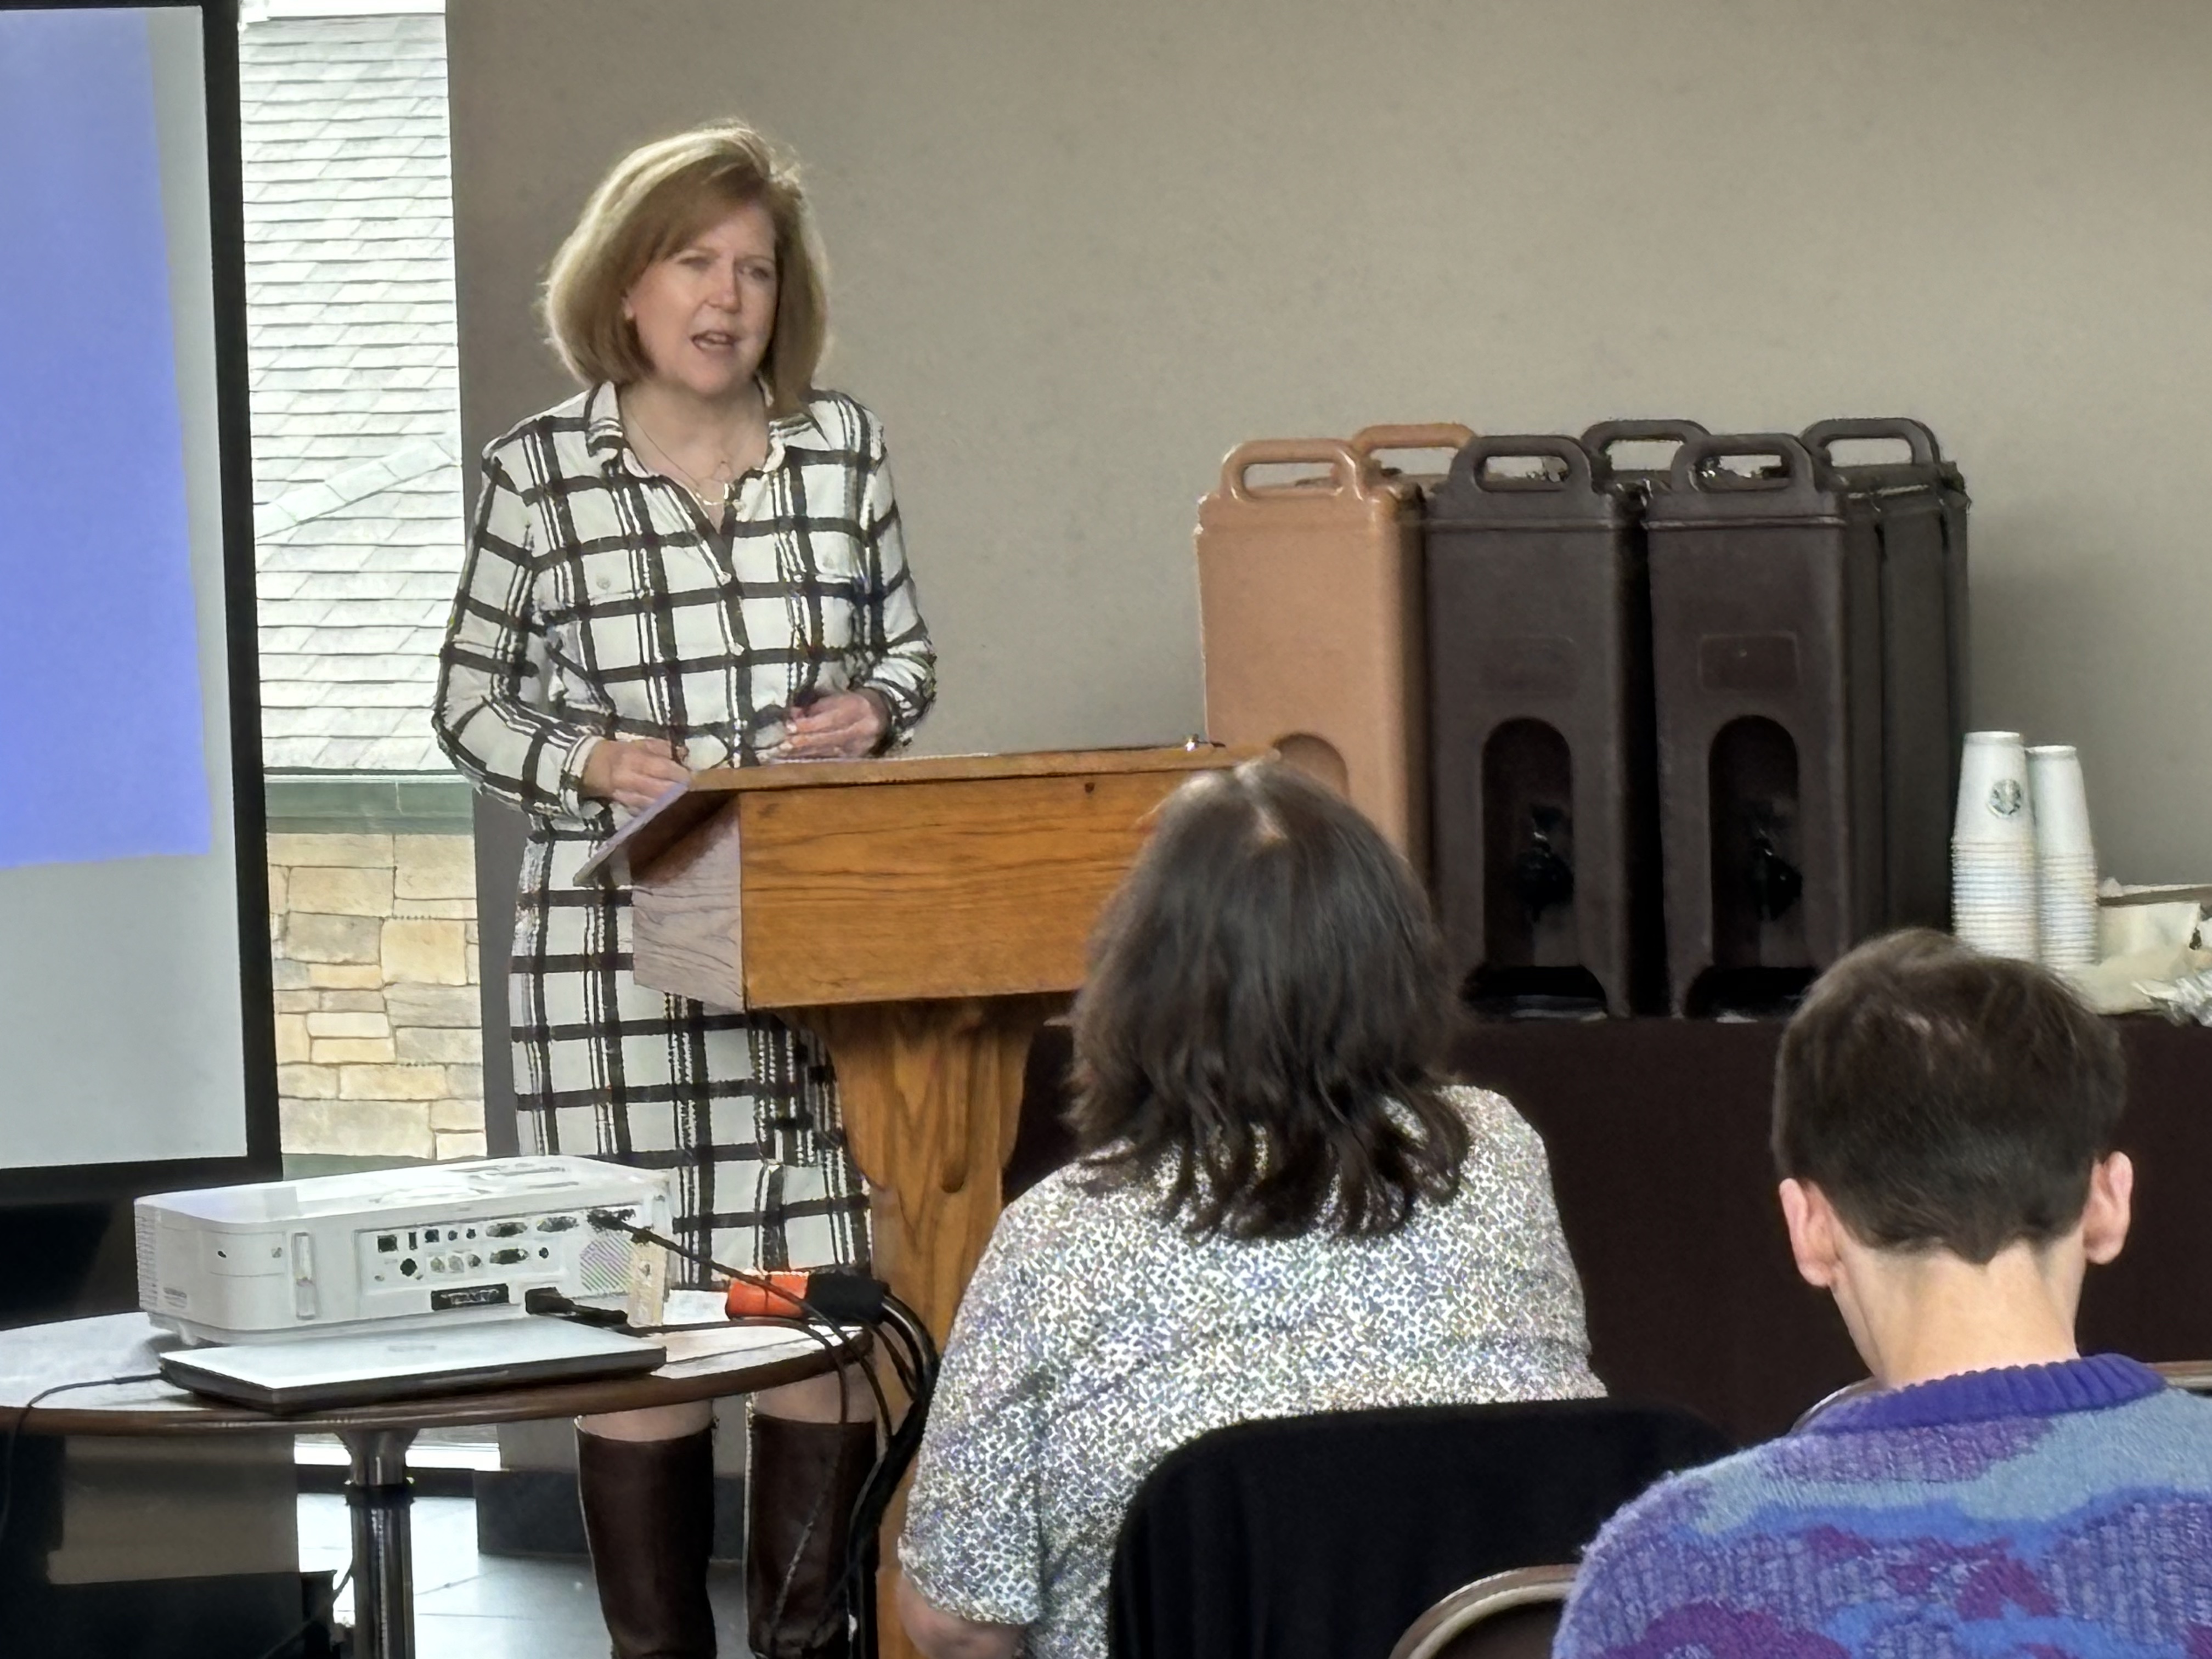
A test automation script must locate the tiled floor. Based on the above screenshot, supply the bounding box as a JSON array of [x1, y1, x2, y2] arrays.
[[298, 1492, 747, 1658]]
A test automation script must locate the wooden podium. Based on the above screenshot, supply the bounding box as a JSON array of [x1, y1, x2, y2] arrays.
[[583, 746, 1246, 1652]]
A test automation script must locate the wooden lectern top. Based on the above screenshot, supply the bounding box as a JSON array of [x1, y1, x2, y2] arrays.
[[599, 745, 1254, 1012], [578, 746, 1236, 887]]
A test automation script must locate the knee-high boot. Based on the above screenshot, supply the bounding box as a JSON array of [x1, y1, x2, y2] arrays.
[[745, 1415, 878, 1659], [576, 1425, 719, 1659]]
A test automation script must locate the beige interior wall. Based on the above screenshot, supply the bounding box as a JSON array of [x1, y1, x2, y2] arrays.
[[447, 0, 2211, 881]]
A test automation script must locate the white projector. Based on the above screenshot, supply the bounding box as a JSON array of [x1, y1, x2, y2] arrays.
[[138, 1156, 675, 1345]]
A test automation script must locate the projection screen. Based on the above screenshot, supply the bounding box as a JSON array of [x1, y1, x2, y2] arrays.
[[0, 1, 276, 1200]]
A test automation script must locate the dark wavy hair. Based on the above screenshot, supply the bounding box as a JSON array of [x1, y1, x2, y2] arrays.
[[1067, 761, 1468, 1239]]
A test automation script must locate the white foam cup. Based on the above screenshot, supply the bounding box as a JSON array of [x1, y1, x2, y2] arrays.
[[1953, 834, 2039, 961], [2027, 745, 2096, 862], [1955, 732, 2034, 845]]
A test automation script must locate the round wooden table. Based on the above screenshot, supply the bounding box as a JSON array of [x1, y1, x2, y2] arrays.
[[0, 1312, 858, 1659]]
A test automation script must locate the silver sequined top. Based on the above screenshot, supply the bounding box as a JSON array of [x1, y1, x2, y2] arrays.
[[898, 1086, 1603, 1659]]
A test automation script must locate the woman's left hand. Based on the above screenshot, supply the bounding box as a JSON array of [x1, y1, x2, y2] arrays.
[[772, 689, 890, 760]]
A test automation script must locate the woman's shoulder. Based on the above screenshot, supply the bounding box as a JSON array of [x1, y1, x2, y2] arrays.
[[998, 1159, 1139, 1233], [1435, 1082, 1552, 1180], [957, 1163, 1160, 1314], [481, 387, 600, 471], [782, 388, 885, 458], [1440, 1081, 1536, 1139], [986, 1159, 1186, 1267]]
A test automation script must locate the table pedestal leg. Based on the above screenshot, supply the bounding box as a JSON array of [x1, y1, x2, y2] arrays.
[[340, 1427, 418, 1659]]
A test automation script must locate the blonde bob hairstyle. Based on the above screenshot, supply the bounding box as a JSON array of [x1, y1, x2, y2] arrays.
[[543, 121, 827, 417]]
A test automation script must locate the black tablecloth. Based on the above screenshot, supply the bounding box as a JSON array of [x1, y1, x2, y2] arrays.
[[1008, 1018, 2212, 1444]]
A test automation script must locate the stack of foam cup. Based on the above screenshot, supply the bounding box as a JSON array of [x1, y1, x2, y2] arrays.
[[2028, 744, 2100, 970], [1952, 731, 2039, 960]]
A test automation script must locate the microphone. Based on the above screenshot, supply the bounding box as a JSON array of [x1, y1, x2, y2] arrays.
[[582, 1208, 891, 1327], [725, 1271, 888, 1324]]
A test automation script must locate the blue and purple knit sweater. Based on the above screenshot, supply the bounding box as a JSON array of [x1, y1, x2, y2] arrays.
[[1556, 1356, 2212, 1657]]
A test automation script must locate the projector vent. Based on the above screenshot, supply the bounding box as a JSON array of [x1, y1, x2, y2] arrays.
[[134, 1210, 156, 1297], [577, 1233, 632, 1297]]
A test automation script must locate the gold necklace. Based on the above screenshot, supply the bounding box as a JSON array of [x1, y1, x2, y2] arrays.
[[626, 409, 746, 508]]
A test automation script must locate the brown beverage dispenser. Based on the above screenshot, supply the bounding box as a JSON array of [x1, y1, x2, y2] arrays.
[[1801, 418, 1970, 932], [1425, 435, 1663, 1016], [1644, 434, 1886, 1014], [1195, 430, 1468, 873]]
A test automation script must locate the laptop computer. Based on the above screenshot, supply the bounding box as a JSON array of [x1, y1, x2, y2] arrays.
[[160, 1316, 667, 1413]]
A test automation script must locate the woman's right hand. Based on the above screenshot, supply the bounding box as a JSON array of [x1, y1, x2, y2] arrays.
[[580, 736, 690, 809]]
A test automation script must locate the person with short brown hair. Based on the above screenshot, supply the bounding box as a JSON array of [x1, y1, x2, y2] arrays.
[[434, 117, 934, 1659], [1773, 926, 2129, 1267], [1555, 931, 2212, 1656]]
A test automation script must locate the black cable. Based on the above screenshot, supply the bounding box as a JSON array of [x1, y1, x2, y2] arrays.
[[246, 1561, 353, 1659], [750, 1311, 893, 1436], [583, 1211, 885, 1649], [857, 1301, 926, 1432], [771, 1294, 933, 1651], [582, 1210, 945, 1655], [586, 1215, 876, 1640], [802, 1290, 941, 1648], [884, 1295, 939, 1380], [0, 1372, 166, 1564], [867, 1313, 921, 1399], [843, 1295, 938, 1556]]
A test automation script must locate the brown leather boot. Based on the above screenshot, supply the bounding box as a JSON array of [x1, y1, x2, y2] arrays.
[[576, 1425, 719, 1659], [745, 1415, 877, 1658]]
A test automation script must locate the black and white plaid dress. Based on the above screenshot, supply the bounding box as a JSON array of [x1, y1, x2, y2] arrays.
[[433, 383, 935, 1283]]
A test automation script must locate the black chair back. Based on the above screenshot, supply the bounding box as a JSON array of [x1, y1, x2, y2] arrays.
[[1105, 1398, 1729, 1659]]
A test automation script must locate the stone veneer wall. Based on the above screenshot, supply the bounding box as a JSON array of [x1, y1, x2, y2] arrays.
[[269, 831, 485, 1160]]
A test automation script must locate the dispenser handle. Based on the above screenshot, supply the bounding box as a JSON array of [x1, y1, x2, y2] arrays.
[[1446, 434, 1594, 494], [1673, 432, 1831, 498], [1346, 422, 1477, 473], [1580, 419, 1710, 461], [1800, 417, 1942, 469], [1222, 438, 1374, 504]]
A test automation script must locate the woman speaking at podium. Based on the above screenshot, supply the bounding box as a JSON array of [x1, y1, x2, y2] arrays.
[[435, 120, 935, 1659]]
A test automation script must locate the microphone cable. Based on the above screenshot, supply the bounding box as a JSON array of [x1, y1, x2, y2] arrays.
[[583, 1209, 939, 1652], [579, 1209, 884, 1428], [812, 1290, 940, 1649], [582, 1211, 866, 1648]]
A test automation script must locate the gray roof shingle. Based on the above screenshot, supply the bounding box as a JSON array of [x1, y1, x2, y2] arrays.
[[242, 10, 463, 773]]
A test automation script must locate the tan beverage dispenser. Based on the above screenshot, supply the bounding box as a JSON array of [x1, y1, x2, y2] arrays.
[[1195, 425, 1470, 873]]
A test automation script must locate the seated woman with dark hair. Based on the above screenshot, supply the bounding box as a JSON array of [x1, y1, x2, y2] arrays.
[[894, 761, 1602, 1659]]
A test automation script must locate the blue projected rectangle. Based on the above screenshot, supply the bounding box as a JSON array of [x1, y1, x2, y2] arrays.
[[0, 7, 211, 869]]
